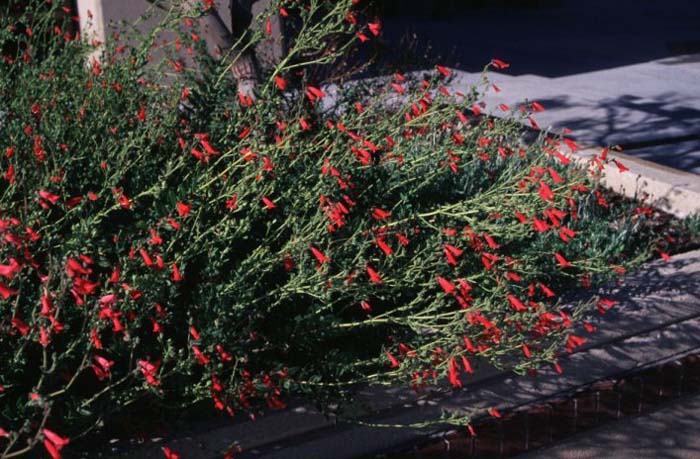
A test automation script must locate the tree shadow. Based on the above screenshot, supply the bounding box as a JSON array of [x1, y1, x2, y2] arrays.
[[501, 93, 700, 172]]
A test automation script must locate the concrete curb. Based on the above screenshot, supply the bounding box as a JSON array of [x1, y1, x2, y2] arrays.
[[575, 148, 700, 218], [111, 250, 700, 459]]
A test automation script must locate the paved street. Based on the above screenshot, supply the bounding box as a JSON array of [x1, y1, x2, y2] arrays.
[[382, 0, 700, 173]]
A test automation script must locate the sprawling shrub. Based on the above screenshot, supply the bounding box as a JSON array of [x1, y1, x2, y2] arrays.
[[0, 0, 674, 457]]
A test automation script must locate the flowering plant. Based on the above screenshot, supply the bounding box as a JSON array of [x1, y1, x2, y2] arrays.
[[0, 0, 672, 457]]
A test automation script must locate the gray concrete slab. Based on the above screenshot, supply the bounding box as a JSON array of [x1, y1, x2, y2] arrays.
[[516, 394, 700, 459]]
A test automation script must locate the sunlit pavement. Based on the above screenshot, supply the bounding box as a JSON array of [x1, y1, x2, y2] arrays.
[[382, 0, 700, 173]]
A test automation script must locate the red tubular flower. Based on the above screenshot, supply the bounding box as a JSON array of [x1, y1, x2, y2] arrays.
[[138, 359, 161, 386], [366, 265, 382, 284], [564, 138, 579, 152], [559, 226, 577, 242], [482, 233, 499, 250], [0, 257, 21, 279], [538, 282, 556, 298], [463, 336, 476, 353], [305, 85, 326, 103], [211, 374, 224, 392], [200, 139, 219, 156], [507, 294, 526, 312], [310, 246, 330, 264], [93, 355, 114, 379], [44, 439, 61, 459], [532, 217, 550, 233], [491, 58, 510, 69], [192, 345, 210, 365], [538, 180, 555, 202], [376, 237, 393, 256], [443, 244, 463, 266], [391, 83, 405, 95], [216, 344, 233, 362], [395, 233, 409, 246], [597, 298, 617, 314], [90, 329, 103, 349], [41, 290, 54, 316], [505, 272, 522, 282], [43, 429, 69, 450], [39, 326, 50, 347], [554, 252, 572, 268], [298, 117, 311, 131], [38, 190, 60, 205], [386, 351, 399, 368], [437, 276, 455, 295], [461, 355, 473, 374], [0, 283, 18, 299], [139, 248, 153, 267], [612, 159, 629, 172], [172, 263, 182, 282], [372, 208, 391, 220], [117, 193, 131, 210], [176, 202, 191, 217], [448, 357, 462, 387], [162, 446, 180, 459], [436, 65, 451, 77], [398, 343, 417, 358], [547, 167, 563, 183], [149, 229, 163, 245], [262, 196, 276, 210], [165, 218, 181, 231], [368, 21, 381, 36], [226, 195, 238, 210]]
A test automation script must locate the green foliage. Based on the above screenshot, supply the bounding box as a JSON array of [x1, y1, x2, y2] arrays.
[[0, 0, 684, 456]]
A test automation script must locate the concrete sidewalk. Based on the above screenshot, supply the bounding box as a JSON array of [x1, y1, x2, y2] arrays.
[[110, 250, 700, 459], [516, 394, 700, 459], [382, 0, 700, 173]]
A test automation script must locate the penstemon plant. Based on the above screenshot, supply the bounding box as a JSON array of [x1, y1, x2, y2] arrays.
[[0, 0, 673, 457]]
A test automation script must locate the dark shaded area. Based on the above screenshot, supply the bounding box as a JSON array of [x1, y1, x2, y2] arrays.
[[379, 0, 700, 78]]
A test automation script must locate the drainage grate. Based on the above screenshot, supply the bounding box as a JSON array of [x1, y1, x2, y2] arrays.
[[380, 353, 700, 459]]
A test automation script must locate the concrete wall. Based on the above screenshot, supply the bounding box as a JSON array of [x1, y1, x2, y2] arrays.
[[75, 0, 283, 68]]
